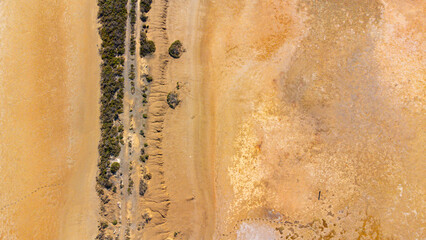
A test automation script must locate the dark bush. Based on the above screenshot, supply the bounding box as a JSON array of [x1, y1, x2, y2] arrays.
[[140, 14, 148, 22], [145, 75, 153, 83], [144, 173, 152, 180], [139, 154, 148, 162], [139, 179, 148, 196], [168, 40, 184, 58], [100, 221, 108, 229], [167, 92, 180, 109], [142, 213, 152, 223], [140, 0, 152, 13]]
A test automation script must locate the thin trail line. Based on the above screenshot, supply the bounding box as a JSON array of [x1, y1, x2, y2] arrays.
[[0, 181, 62, 212]]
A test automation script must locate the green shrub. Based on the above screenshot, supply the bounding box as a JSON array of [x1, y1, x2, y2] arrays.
[[168, 40, 184, 58], [97, 176, 112, 189], [140, 40, 156, 57], [110, 162, 120, 174], [112, 219, 118, 225]]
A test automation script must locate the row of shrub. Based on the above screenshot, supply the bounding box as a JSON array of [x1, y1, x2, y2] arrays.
[[129, 0, 137, 34], [96, 0, 127, 195], [139, 0, 155, 57], [138, 0, 154, 205], [129, 0, 137, 55], [129, 64, 136, 94]]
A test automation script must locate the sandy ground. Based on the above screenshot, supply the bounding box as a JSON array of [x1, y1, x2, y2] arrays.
[[130, 0, 216, 239], [202, 0, 425, 239], [162, 0, 215, 238], [0, 0, 100, 239]]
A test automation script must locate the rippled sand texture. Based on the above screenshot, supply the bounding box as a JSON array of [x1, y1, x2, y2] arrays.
[[204, 0, 425, 238], [0, 1, 99, 239]]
